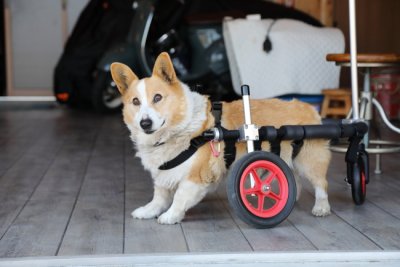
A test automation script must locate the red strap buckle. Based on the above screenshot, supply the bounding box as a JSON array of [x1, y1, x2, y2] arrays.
[[209, 141, 221, 157]]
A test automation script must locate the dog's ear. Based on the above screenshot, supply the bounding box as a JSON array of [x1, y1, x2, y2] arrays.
[[110, 63, 138, 95], [152, 52, 177, 84]]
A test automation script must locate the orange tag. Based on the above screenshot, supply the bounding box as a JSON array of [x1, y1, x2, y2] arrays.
[[209, 141, 221, 157], [56, 93, 69, 102]]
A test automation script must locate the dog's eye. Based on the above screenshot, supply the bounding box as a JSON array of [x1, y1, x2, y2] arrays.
[[132, 98, 141, 106], [153, 94, 162, 103]]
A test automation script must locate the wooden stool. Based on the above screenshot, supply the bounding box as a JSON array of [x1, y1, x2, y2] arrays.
[[320, 89, 352, 118]]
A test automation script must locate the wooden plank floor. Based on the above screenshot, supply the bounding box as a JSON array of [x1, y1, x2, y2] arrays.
[[1, 102, 400, 258]]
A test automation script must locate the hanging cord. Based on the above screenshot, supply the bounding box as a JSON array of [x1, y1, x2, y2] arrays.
[[263, 19, 278, 53]]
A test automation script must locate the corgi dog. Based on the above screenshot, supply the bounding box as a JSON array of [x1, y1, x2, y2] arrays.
[[110, 52, 331, 225]]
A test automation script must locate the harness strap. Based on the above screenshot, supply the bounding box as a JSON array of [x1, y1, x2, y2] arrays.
[[291, 140, 304, 159], [158, 136, 207, 170], [223, 138, 236, 168], [254, 141, 262, 151], [270, 140, 281, 156], [212, 102, 237, 169], [269, 139, 304, 159], [212, 102, 222, 125]]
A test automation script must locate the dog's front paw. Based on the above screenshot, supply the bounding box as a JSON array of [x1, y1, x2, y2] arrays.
[[157, 210, 184, 225], [132, 206, 159, 219], [312, 200, 331, 217]]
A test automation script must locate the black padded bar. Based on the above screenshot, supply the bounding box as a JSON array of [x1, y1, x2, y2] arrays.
[[201, 128, 240, 141], [303, 124, 342, 139], [259, 122, 367, 141], [341, 124, 356, 137], [258, 126, 277, 141], [353, 122, 368, 135], [278, 126, 305, 141], [241, 85, 250, 96], [340, 122, 368, 138], [202, 122, 368, 143], [223, 129, 241, 140]]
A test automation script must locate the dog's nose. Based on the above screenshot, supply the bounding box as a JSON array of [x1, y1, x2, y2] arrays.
[[140, 118, 153, 130]]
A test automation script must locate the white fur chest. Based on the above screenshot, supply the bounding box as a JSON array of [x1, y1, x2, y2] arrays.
[[136, 139, 194, 189], [153, 155, 195, 189]]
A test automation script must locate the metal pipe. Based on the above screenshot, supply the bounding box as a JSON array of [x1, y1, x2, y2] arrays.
[[241, 85, 254, 153], [372, 98, 400, 134], [349, 0, 360, 120]]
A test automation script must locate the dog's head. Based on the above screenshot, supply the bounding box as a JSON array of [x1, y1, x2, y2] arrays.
[[110, 53, 187, 138]]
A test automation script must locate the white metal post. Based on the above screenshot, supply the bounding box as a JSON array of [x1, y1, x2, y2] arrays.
[[349, 0, 360, 120], [241, 85, 255, 153]]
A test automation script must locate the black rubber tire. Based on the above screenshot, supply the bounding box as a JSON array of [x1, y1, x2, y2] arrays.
[[226, 151, 296, 228], [351, 155, 367, 205], [91, 70, 122, 113]]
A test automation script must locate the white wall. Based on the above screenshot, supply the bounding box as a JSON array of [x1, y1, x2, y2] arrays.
[[6, 0, 89, 95]]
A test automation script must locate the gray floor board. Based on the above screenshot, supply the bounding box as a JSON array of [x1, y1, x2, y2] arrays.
[[288, 190, 381, 250], [0, 115, 61, 175], [0, 198, 76, 257], [56, 198, 124, 256], [181, 195, 253, 252], [329, 189, 400, 249], [57, 118, 126, 256], [0, 129, 98, 257], [0, 135, 64, 239]]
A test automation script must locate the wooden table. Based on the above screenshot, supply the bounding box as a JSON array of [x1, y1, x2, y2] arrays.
[[327, 53, 400, 67]]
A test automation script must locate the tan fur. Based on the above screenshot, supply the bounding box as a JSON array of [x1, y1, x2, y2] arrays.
[[111, 52, 332, 225], [110, 63, 138, 94], [187, 143, 226, 184], [145, 77, 187, 127]]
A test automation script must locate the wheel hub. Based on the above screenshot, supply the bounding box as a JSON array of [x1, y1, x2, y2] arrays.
[[261, 184, 271, 193]]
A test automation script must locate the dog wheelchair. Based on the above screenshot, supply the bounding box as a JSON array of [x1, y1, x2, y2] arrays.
[[201, 85, 369, 228]]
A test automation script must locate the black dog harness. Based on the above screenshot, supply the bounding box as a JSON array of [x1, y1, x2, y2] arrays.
[[158, 102, 236, 170], [158, 136, 207, 170]]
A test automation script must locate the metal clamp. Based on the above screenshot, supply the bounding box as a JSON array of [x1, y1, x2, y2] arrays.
[[239, 124, 259, 142]]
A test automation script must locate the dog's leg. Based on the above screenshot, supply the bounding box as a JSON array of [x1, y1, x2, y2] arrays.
[[279, 145, 303, 201], [298, 171, 331, 216], [132, 186, 173, 219], [294, 141, 331, 216], [293, 170, 303, 201], [297, 171, 331, 216], [311, 180, 331, 216], [157, 179, 209, 224]]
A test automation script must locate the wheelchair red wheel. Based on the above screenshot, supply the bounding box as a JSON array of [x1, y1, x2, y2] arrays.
[[351, 155, 367, 205], [239, 160, 290, 218], [227, 151, 296, 228]]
